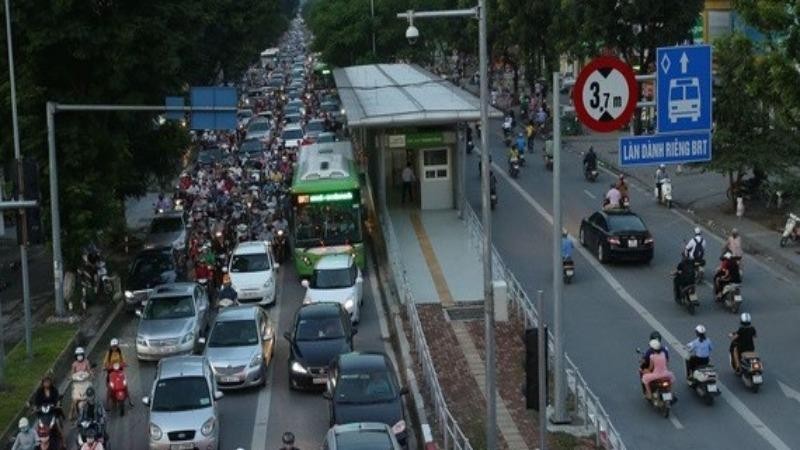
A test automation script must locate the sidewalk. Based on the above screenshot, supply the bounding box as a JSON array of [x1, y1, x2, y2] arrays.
[[563, 132, 800, 274]]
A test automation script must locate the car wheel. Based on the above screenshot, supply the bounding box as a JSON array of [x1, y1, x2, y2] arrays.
[[260, 362, 268, 387], [579, 227, 586, 246], [597, 244, 606, 263]]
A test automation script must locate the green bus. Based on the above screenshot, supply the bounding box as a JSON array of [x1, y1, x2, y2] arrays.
[[290, 141, 365, 276]]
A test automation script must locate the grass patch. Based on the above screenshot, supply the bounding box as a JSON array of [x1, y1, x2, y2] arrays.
[[0, 322, 78, 433]]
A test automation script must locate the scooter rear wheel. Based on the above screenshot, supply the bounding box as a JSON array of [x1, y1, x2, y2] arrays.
[[780, 236, 789, 247]]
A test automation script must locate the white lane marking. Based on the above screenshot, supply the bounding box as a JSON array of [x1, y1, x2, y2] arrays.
[[250, 268, 284, 450], [491, 161, 792, 450], [583, 189, 596, 199], [778, 380, 800, 404], [669, 415, 684, 430]]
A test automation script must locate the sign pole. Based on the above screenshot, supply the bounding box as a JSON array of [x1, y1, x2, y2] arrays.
[[537, 290, 547, 450]]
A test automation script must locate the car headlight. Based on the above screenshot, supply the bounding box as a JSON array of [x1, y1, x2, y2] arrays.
[[149, 423, 163, 441], [391, 419, 406, 435], [303, 297, 312, 305], [124, 290, 134, 299], [291, 361, 308, 374], [136, 336, 147, 346], [172, 238, 183, 249], [249, 352, 262, 368], [201, 417, 216, 437], [263, 278, 273, 288], [343, 298, 355, 311], [181, 331, 195, 344]]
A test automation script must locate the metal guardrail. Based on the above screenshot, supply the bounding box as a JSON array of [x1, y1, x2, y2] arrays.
[[462, 203, 626, 450], [379, 210, 474, 450]]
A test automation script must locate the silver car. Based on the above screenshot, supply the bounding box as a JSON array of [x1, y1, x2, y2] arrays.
[[144, 212, 186, 251], [302, 254, 363, 323], [201, 306, 275, 390], [323, 423, 402, 450], [143, 356, 222, 450], [136, 283, 210, 361]]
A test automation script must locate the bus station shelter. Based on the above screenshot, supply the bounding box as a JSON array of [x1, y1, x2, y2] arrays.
[[334, 63, 500, 214]]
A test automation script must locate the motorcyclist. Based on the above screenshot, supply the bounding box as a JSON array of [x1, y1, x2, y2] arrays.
[[78, 427, 104, 450], [280, 431, 300, 450], [11, 417, 37, 450], [672, 252, 696, 302], [33, 375, 61, 413], [729, 312, 757, 373], [686, 324, 713, 379], [655, 164, 668, 201], [583, 146, 597, 173], [525, 121, 535, 152], [515, 132, 526, 156], [33, 426, 60, 450], [725, 228, 743, 270], [714, 252, 741, 300], [603, 183, 621, 209], [70, 347, 92, 419], [561, 229, 574, 262], [218, 274, 238, 304], [641, 331, 670, 371], [489, 170, 498, 195], [640, 339, 674, 399], [102, 339, 125, 382], [683, 227, 706, 266], [77, 388, 106, 442], [616, 175, 629, 202], [155, 193, 171, 212], [507, 145, 520, 169]]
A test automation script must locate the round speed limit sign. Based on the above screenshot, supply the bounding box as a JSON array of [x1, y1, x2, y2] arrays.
[[572, 56, 637, 133]]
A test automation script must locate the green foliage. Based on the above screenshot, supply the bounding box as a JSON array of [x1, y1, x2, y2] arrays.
[[0, 0, 293, 265]]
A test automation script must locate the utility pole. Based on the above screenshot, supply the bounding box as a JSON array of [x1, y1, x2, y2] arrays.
[[5, 0, 33, 358], [370, 0, 376, 56]]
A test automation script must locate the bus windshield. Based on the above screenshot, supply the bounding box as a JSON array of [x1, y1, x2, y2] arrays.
[[293, 202, 362, 247]]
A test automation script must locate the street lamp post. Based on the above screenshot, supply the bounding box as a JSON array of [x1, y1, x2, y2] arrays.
[[370, 0, 376, 56], [397, 3, 495, 448]]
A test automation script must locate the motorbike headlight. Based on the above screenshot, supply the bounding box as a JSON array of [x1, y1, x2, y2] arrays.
[[343, 298, 355, 311], [124, 290, 134, 299], [302, 256, 311, 266], [291, 361, 308, 374], [249, 352, 262, 368], [391, 419, 406, 435], [201, 417, 216, 436], [149, 423, 163, 441], [277, 229, 284, 237], [181, 331, 195, 344]]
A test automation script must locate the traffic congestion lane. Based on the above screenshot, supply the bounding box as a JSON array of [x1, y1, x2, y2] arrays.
[[464, 123, 800, 449]]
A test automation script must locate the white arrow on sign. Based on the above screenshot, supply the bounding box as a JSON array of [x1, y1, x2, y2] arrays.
[[680, 52, 689, 74], [778, 380, 800, 403]]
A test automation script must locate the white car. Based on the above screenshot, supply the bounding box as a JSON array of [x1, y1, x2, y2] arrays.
[[228, 241, 279, 306], [302, 254, 363, 323], [281, 124, 305, 149]]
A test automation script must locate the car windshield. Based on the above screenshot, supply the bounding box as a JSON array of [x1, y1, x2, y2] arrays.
[[248, 121, 269, 132], [151, 377, 211, 412], [321, 102, 338, 112], [607, 215, 647, 232], [237, 110, 252, 119], [336, 430, 394, 450], [131, 253, 172, 278], [150, 217, 183, 234], [208, 319, 259, 347], [335, 370, 397, 403], [296, 316, 345, 341], [283, 129, 304, 140], [241, 141, 262, 153], [230, 253, 270, 273], [143, 295, 195, 320], [313, 267, 353, 289], [307, 121, 325, 132], [317, 134, 335, 143]]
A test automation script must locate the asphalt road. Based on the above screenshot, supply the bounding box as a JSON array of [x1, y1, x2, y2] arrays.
[[465, 121, 800, 450], [64, 259, 391, 450]]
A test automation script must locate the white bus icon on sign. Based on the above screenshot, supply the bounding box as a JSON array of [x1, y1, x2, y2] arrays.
[[668, 77, 701, 123]]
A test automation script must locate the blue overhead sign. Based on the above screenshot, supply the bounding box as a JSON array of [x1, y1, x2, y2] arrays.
[[620, 132, 711, 166], [164, 96, 185, 121], [656, 45, 712, 133], [190, 87, 237, 130]]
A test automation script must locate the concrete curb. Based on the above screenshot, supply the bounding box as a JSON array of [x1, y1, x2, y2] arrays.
[[0, 300, 125, 447]]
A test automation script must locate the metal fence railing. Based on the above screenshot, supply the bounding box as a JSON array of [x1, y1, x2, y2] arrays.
[[462, 204, 626, 450], [379, 210, 474, 450]]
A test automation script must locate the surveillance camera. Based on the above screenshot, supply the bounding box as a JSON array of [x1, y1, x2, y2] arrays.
[[405, 25, 419, 45]]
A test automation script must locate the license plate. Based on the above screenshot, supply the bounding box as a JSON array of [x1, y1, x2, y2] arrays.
[[661, 392, 673, 401], [565, 269, 574, 276], [221, 376, 240, 383], [752, 375, 763, 384], [734, 295, 743, 302], [628, 239, 638, 248], [312, 377, 327, 384], [161, 346, 176, 353], [170, 444, 194, 450], [707, 384, 718, 393], [689, 293, 699, 302]]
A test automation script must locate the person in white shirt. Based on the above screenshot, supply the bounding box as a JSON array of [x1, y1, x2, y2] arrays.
[[684, 227, 706, 263], [401, 163, 416, 204], [604, 184, 621, 209]]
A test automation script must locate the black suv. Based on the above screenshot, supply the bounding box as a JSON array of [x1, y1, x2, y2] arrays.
[[325, 352, 409, 447], [123, 247, 178, 311], [284, 302, 355, 390]]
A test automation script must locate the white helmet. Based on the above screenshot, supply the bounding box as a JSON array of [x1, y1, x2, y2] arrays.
[[74, 347, 85, 356], [649, 339, 661, 351], [18, 417, 29, 429], [740, 312, 751, 325], [694, 227, 701, 235], [723, 252, 733, 259], [110, 338, 119, 347], [695, 324, 706, 335], [659, 164, 666, 169]]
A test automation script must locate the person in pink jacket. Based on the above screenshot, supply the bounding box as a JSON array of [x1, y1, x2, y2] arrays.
[[641, 339, 675, 398]]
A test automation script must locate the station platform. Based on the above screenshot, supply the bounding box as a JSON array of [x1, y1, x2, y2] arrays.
[[388, 208, 484, 306]]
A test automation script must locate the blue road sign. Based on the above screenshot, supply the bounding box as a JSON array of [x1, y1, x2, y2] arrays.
[[656, 45, 712, 133], [190, 87, 237, 130], [620, 132, 711, 167], [165, 96, 185, 121]]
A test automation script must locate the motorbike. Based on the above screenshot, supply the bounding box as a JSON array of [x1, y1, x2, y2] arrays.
[[508, 158, 520, 178], [779, 213, 800, 247], [466, 138, 474, 154], [76, 419, 106, 448], [636, 349, 673, 418], [692, 260, 705, 283], [35, 403, 63, 441], [544, 153, 553, 171], [107, 362, 130, 416], [490, 188, 498, 210], [686, 360, 720, 405], [70, 370, 93, 419], [562, 258, 575, 284], [584, 165, 598, 182], [518, 152, 526, 167], [656, 178, 673, 208], [718, 283, 743, 313], [502, 116, 513, 137], [95, 260, 114, 297], [273, 229, 288, 262], [675, 281, 700, 315], [732, 349, 763, 393]]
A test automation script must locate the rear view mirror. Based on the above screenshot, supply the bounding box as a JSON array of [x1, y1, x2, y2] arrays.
[[198, 337, 206, 345], [135, 309, 143, 317], [213, 390, 224, 400], [142, 396, 150, 406]]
